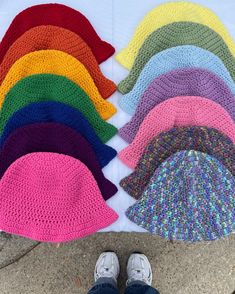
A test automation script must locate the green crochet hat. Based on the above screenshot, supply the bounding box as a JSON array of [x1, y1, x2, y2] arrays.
[[0, 74, 117, 142], [118, 21, 235, 94]]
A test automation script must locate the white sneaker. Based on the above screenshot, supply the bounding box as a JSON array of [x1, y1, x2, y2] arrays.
[[94, 252, 120, 283], [126, 253, 152, 286]]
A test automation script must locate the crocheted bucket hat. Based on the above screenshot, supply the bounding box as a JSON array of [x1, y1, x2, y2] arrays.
[[0, 25, 116, 98], [120, 127, 235, 199], [0, 152, 118, 243], [119, 46, 235, 107], [0, 3, 115, 64], [116, 2, 235, 69], [0, 123, 118, 200], [126, 150, 235, 242], [118, 22, 235, 96], [118, 96, 235, 169], [0, 74, 117, 141], [0, 50, 116, 119], [119, 68, 235, 142], [0, 102, 117, 168]]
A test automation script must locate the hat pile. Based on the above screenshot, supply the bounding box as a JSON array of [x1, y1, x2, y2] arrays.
[[117, 2, 235, 241], [0, 4, 119, 243]]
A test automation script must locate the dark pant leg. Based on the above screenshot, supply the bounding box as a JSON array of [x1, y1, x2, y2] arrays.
[[88, 277, 120, 294], [125, 282, 160, 294]]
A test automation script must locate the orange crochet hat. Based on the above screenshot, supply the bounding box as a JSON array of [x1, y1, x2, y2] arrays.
[[0, 25, 116, 99]]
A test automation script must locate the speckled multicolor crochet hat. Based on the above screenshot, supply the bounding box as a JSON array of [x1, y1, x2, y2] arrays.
[[0, 3, 115, 64], [0, 123, 118, 200], [0, 152, 118, 243], [118, 96, 235, 169], [116, 2, 235, 69], [126, 150, 235, 242], [0, 25, 116, 98], [0, 101, 117, 168], [0, 50, 116, 119], [120, 127, 235, 199], [0, 74, 117, 140], [119, 45, 235, 109], [118, 22, 235, 96], [119, 68, 235, 142]]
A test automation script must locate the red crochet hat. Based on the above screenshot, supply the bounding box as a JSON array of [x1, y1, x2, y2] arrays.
[[0, 3, 115, 64]]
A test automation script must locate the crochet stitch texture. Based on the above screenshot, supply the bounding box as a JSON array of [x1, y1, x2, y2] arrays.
[[116, 2, 235, 68], [0, 152, 118, 242], [0, 74, 117, 141], [0, 123, 117, 200], [118, 22, 235, 95], [119, 68, 235, 143], [118, 96, 235, 168], [0, 25, 116, 98], [0, 3, 115, 64], [120, 127, 235, 199], [0, 50, 116, 120], [126, 150, 235, 242], [119, 46, 235, 113], [0, 101, 117, 168]]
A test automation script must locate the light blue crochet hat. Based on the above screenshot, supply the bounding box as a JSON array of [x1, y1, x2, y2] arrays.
[[119, 45, 235, 115], [126, 150, 235, 242]]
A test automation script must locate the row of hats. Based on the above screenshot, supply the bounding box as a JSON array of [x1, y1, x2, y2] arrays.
[[117, 2, 235, 242], [0, 3, 119, 243]]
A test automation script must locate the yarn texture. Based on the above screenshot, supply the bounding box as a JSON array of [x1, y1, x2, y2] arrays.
[[116, 2, 235, 68], [119, 68, 235, 143], [120, 127, 235, 199], [0, 3, 115, 64], [126, 150, 235, 242], [118, 96, 235, 168], [0, 50, 116, 120], [0, 25, 116, 98], [0, 152, 118, 243], [119, 46, 235, 110], [118, 22, 235, 95], [0, 101, 117, 167], [0, 123, 117, 200], [0, 74, 117, 141]]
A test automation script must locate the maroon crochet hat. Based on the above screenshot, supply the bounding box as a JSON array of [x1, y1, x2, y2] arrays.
[[0, 122, 117, 200], [120, 126, 235, 199], [0, 3, 115, 64]]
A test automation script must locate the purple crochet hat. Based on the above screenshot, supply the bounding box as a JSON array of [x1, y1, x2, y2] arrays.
[[120, 126, 235, 199], [119, 68, 235, 143], [126, 150, 235, 242], [0, 122, 117, 200]]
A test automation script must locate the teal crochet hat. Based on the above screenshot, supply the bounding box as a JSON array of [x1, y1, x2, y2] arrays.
[[119, 45, 235, 115], [126, 150, 235, 242]]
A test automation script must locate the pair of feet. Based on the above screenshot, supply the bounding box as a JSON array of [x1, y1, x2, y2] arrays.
[[95, 252, 153, 286]]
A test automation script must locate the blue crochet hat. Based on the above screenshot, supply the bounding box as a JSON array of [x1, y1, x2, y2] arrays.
[[119, 45, 235, 115], [126, 150, 235, 242], [0, 101, 116, 168]]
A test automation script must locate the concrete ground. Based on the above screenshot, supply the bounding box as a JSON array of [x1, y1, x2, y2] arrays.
[[0, 232, 234, 294]]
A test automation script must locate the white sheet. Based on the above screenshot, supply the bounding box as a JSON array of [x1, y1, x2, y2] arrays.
[[0, 0, 235, 232]]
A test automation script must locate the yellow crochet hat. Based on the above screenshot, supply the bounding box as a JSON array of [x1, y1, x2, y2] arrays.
[[116, 1, 235, 69], [0, 50, 116, 120]]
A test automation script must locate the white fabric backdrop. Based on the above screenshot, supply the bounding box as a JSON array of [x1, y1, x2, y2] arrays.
[[0, 0, 235, 232]]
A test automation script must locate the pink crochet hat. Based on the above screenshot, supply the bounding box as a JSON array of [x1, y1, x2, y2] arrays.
[[118, 96, 235, 168], [0, 152, 118, 243]]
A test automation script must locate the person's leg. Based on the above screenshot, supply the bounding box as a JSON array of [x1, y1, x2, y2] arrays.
[[87, 252, 120, 294], [124, 253, 160, 294]]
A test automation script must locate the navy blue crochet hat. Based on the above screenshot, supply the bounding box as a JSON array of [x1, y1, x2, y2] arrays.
[[126, 150, 235, 242], [0, 101, 116, 168]]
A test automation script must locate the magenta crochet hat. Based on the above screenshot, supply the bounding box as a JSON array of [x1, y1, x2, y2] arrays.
[[0, 122, 117, 201], [0, 152, 118, 243], [118, 96, 235, 168], [119, 68, 235, 143]]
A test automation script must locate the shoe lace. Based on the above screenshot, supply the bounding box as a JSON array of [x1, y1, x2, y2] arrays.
[[127, 268, 150, 285]]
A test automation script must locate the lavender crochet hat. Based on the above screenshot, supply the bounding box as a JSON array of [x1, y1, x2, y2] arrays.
[[119, 45, 235, 114], [119, 68, 235, 143], [120, 127, 235, 199], [126, 150, 235, 242]]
